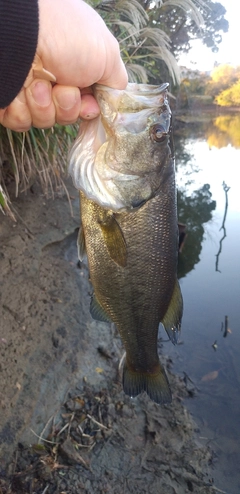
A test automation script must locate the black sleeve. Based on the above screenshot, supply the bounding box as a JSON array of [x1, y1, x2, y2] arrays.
[[0, 0, 39, 108]]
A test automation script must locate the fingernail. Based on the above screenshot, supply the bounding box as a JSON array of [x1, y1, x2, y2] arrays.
[[56, 88, 79, 110], [31, 81, 51, 107]]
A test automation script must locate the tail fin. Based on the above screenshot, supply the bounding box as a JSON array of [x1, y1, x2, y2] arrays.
[[123, 363, 172, 405]]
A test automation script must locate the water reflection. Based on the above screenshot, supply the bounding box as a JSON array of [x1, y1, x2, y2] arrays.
[[208, 114, 240, 149], [174, 132, 217, 278], [215, 182, 230, 273], [177, 184, 216, 278], [170, 115, 240, 494]]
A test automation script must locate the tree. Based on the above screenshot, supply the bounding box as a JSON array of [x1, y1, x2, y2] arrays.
[[0, 0, 229, 214], [206, 64, 240, 97], [197, 1, 229, 52], [215, 80, 240, 107], [139, 0, 228, 58], [127, 0, 229, 86]]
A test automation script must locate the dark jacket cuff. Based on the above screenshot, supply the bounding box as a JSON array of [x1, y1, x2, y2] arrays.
[[0, 0, 39, 108]]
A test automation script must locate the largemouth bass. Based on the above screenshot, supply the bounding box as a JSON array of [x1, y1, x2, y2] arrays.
[[69, 83, 183, 404]]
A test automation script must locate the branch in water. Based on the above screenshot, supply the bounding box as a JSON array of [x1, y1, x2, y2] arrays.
[[215, 181, 230, 273]]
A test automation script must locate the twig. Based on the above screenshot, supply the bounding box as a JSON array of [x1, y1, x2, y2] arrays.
[[30, 428, 56, 445], [118, 351, 126, 373], [75, 443, 90, 449], [86, 414, 108, 430], [41, 485, 49, 494], [98, 404, 103, 425], [37, 414, 55, 443], [220, 182, 230, 228], [57, 422, 69, 437], [78, 425, 91, 439], [89, 441, 96, 451], [60, 178, 74, 217], [13, 462, 39, 477], [223, 315, 228, 338], [11, 205, 34, 237], [56, 412, 75, 437], [215, 181, 230, 272]]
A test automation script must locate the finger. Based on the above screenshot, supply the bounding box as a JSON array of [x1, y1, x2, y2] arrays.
[[101, 58, 128, 90], [0, 90, 32, 131], [52, 85, 81, 125], [0, 109, 5, 125], [79, 93, 100, 119], [98, 38, 128, 89], [25, 79, 56, 128]]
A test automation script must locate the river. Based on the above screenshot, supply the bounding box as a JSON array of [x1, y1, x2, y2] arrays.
[[163, 114, 240, 494]]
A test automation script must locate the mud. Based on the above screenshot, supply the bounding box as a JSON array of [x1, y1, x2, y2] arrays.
[[0, 182, 217, 493]]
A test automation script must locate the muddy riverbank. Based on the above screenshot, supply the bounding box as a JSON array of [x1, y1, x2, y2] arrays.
[[0, 182, 217, 493]]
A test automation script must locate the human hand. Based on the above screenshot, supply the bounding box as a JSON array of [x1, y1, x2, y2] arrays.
[[0, 0, 127, 131]]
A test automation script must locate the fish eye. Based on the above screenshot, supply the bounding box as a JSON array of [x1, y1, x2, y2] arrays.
[[150, 124, 168, 143]]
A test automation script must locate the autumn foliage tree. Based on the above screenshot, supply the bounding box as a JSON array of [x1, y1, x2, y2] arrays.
[[206, 64, 240, 96], [215, 79, 240, 106], [207, 64, 240, 106]]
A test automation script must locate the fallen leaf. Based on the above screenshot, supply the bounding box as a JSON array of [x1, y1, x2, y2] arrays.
[[75, 397, 85, 408], [95, 367, 104, 374], [201, 370, 219, 382]]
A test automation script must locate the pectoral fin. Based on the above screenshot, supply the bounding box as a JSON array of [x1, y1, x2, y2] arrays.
[[161, 279, 183, 345], [90, 293, 112, 323], [77, 226, 86, 261], [99, 214, 127, 268]]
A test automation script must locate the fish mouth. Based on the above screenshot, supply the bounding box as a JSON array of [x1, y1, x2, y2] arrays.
[[69, 83, 172, 212], [94, 82, 169, 114]]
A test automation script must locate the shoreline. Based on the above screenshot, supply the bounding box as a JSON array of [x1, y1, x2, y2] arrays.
[[0, 182, 217, 493]]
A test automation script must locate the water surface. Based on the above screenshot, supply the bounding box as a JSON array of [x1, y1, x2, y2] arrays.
[[164, 115, 240, 494]]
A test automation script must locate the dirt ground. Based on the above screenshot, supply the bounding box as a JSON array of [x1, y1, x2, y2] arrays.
[[0, 181, 218, 493]]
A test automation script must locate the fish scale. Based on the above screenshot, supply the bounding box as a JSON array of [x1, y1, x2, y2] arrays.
[[70, 83, 183, 404]]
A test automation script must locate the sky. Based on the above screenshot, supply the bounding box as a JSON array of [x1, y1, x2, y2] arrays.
[[177, 141, 240, 214], [178, 0, 239, 72]]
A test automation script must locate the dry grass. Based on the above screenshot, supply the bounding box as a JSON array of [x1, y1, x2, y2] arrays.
[[0, 124, 77, 218], [0, 0, 205, 217]]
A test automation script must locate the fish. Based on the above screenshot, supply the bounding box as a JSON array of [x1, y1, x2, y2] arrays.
[[69, 83, 183, 405]]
